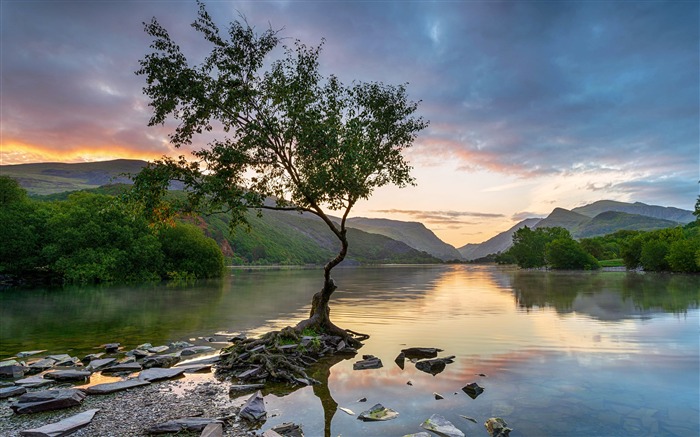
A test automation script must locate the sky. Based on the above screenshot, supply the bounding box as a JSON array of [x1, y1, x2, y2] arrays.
[[1, 0, 698, 247]]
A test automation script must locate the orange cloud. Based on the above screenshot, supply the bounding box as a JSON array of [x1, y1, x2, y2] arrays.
[[0, 140, 170, 165]]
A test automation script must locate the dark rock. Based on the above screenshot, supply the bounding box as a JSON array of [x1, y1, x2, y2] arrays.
[[270, 422, 304, 437], [394, 352, 405, 369], [0, 360, 26, 378], [85, 379, 150, 395], [27, 358, 56, 374], [81, 353, 104, 364], [237, 366, 262, 379], [103, 343, 121, 353], [357, 403, 399, 421], [484, 417, 512, 437], [434, 392, 444, 400], [177, 364, 212, 373], [16, 351, 46, 358], [228, 334, 247, 343], [415, 356, 455, 375], [200, 422, 224, 437], [239, 390, 266, 422], [19, 408, 99, 436], [43, 370, 91, 382], [100, 362, 142, 374], [357, 397, 367, 402], [85, 358, 116, 371], [401, 347, 443, 359], [142, 354, 179, 369], [10, 389, 87, 414], [460, 415, 478, 424], [228, 384, 265, 396], [146, 417, 223, 434], [127, 349, 151, 359], [407, 381, 413, 386], [420, 414, 465, 437], [14, 377, 53, 388], [179, 346, 214, 356], [0, 386, 27, 399], [353, 355, 383, 370], [462, 382, 484, 399], [138, 367, 186, 382]]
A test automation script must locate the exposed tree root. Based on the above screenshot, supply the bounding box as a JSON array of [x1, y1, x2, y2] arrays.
[[215, 323, 368, 386]]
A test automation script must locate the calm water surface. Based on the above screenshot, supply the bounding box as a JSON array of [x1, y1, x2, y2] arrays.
[[1, 265, 698, 436]]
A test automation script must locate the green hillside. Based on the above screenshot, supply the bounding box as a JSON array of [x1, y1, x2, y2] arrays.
[[572, 200, 694, 223], [576, 211, 679, 238]]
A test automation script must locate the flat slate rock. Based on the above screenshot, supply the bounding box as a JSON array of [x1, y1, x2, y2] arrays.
[[179, 346, 214, 356], [14, 377, 53, 388], [138, 367, 186, 382], [19, 408, 99, 436], [174, 355, 221, 367], [420, 414, 465, 437], [0, 364, 27, 378], [401, 347, 443, 359], [357, 403, 399, 422], [145, 417, 223, 434], [353, 356, 383, 370], [86, 358, 116, 371], [85, 379, 150, 395], [175, 364, 212, 373], [142, 354, 180, 369], [43, 370, 91, 382], [16, 351, 46, 358], [0, 386, 27, 399], [268, 422, 304, 437], [10, 389, 87, 414], [200, 422, 224, 437], [239, 390, 266, 422], [147, 345, 169, 354], [100, 362, 142, 374]]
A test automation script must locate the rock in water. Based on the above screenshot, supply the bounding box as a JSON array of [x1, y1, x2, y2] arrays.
[[10, 389, 86, 414], [395, 352, 406, 369], [420, 414, 465, 437], [146, 417, 223, 434], [462, 382, 484, 399], [239, 390, 267, 422], [353, 355, 383, 370], [415, 358, 449, 375], [137, 367, 186, 382], [401, 347, 443, 359], [269, 422, 304, 437], [142, 354, 180, 369], [19, 408, 99, 436], [484, 417, 512, 437], [357, 403, 399, 421]]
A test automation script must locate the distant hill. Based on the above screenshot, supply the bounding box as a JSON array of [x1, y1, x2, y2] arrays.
[[346, 217, 462, 261], [0, 159, 145, 195], [460, 201, 692, 260], [572, 200, 695, 224], [458, 218, 540, 261]]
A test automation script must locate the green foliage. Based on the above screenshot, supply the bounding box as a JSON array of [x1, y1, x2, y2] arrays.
[[666, 237, 700, 273], [506, 226, 571, 268], [158, 223, 224, 278], [545, 238, 600, 270], [131, 3, 428, 285]]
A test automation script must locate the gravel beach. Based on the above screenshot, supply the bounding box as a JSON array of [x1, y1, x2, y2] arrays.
[[0, 373, 257, 436]]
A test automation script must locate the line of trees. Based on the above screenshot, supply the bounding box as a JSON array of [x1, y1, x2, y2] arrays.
[[0, 176, 224, 284], [495, 208, 700, 273]]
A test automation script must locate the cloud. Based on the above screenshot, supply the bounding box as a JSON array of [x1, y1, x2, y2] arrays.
[[373, 209, 504, 226], [511, 211, 547, 222]]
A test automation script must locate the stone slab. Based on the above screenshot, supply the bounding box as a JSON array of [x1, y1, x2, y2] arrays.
[[10, 389, 86, 414], [20, 408, 99, 436], [84, 379, 150, 395]]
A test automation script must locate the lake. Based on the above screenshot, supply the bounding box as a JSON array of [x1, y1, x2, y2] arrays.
[[1, 265, 698, 436]]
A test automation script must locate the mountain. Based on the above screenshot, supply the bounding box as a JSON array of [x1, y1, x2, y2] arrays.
[[346, 217, 462, 261], [0, 159, 145, 195], [572, 200, 695, 224], [576, 211, 679, 238], [460, 202, 692, 260], [532, 207, 591, 235], [458, 218, 540, 261]]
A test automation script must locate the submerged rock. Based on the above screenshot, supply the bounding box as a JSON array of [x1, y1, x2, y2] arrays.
[[357, 403, 399, 421], [420, 414, 465, 437], [484, 417, 512, 437], [401, 347, 443, 359], [268, 422, 304, 437], [146, 417, 223, 434], [20, 408, 99, 436], [10, 389, 87, 414], [239, 390, 267, 422], [462, 382, 484, 399], [415, 356, 455, 375], [353, 355, 383, 370], [16, 351, 46, 358]]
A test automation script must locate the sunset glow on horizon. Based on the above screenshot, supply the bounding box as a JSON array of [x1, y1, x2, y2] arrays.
[[2, 1, 697, 247]]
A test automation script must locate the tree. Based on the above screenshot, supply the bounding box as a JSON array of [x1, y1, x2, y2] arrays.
[[132, 2, 427, 343], [545, 238, 600, 270], [507, 226, 571, 268], [159, 223, 224, 278]]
